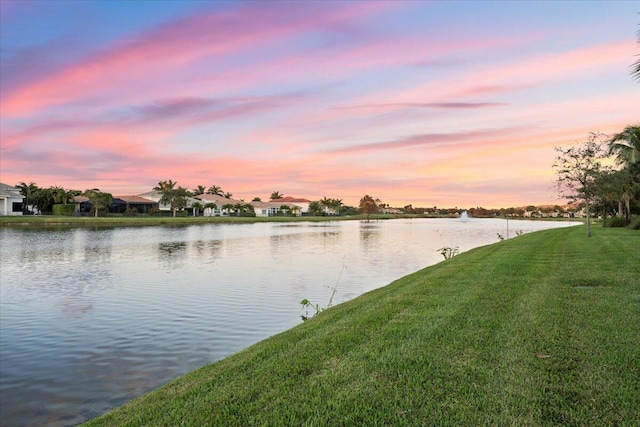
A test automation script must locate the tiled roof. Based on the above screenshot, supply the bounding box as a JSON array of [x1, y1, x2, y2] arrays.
[[114, 195, 156, 204], [268, 196, 310, 203], [194, 194, 244, 204], [0, 183, 23, 198]]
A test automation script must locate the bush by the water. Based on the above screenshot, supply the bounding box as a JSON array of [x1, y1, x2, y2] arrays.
[[629, 216, 640, 230], [52, 204, 75, 216]]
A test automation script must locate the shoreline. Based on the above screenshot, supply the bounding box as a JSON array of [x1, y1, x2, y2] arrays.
[[0, 214, 576, 228]]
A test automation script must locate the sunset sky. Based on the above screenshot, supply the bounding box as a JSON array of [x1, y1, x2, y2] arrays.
[[1, 1, 638, 208]]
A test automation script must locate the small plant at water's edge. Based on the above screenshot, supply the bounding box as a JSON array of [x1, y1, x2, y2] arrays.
[[437, 246, 459, 260], [300, 258, 346, 321], [497, 233, 505, 241]]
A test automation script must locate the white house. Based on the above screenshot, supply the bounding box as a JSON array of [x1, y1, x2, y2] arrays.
[[267, 197, 311, 216], [250, 201, 276, 217], [193, 193, 247, 216], [138, 190, 200, 213], [0, 183, 24, 216]]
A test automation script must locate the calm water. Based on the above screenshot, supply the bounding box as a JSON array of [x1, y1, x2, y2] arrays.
[[0, 218, 575, 426]]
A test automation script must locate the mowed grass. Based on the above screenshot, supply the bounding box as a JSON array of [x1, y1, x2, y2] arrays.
[[0, 214, 397, 227], [83, 226, 639, 426]]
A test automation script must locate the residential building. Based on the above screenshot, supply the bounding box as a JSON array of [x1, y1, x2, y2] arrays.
[[193, 193, 245, 216], [267, 197, 311, 216], [0, 183, 24, 216]]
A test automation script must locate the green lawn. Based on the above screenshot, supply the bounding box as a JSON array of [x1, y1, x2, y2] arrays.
[[83, 226, 639, 426], [0, 214, 398, 227]]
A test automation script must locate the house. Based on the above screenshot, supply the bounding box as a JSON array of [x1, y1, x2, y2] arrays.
[[0, 183, 24, 216], [380, 207, 402, 214], [250, 201, 277, 217], [73, 195, 92, 215], [138, 190, 199, 213], [267, 197, 311, 216], [111, 195, 158, 214], [193, 193, 247, 216]]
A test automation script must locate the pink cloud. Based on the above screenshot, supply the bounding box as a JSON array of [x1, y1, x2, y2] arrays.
[[0, 1, 396, 118]]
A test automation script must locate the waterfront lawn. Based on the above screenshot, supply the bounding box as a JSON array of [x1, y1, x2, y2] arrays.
[[0, 214, 397, 227], [83, 226, 639, 426]]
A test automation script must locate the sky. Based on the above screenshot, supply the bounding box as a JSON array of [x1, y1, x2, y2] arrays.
[[1, 0, 638, 208]]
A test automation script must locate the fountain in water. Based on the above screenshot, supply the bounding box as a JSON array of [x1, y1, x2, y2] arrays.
[[459, 210, 469, 221]]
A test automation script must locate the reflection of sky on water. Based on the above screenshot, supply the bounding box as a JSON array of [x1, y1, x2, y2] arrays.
[[0, 219, 576, 426]]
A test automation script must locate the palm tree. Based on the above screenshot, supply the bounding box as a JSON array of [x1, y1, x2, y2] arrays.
[[207, 185, 223, 196], [608, 125, 640, 222], [308, 201, 323, 216], [192, 201, 204, 217], [50, 186, 72, 204], [632, 25, 639, 82], [193, 185, 206, 196], [221, 203, 235, 216], [204, 202, 217, 216], [320, 196, 331, 214], [330, 198, 343, 215], [609, 125, 640, 167], [16, 182, 38, 213], [223, 191, 233, 199], [270, 191, 283, 200], [153, 180, 176, 194]]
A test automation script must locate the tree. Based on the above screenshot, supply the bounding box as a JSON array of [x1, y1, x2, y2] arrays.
[[221, 203, 235, 215], [608, 125, 640, 223], [192, 201, 204, 217], [50, 186, 75, 204], [223, 191, 233, 199], [331, 198, 343, 215], [308, 201, 324, 216], [207, 185, 223, 196], [153, 180, 189, 217], [553, 133, 608, 237], [192, 185, 206, 196], [204, 202, 217, 216], [592, 169, 628, 220], [632, 22, 640, 82], [16, 182, 38, 213], [31, 187, 56, 213], [82, 188, 113, 217], [359, 195, 379, 222], [279, 204, 291, 215], [252, 197, 262, 202], [270, 191, 283, 200], [320, 196, 331, 213], [609, 125, 640, 168]]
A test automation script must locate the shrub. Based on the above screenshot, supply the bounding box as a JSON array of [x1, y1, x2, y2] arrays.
[[52, 204, 75, 216], [123, 207, 138, 217], [603, 216, 627, 228], [628, 216, 640, 230]]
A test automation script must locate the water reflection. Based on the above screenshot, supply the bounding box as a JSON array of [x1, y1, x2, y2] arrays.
[[0, 219, 576, 426], [158, 241, 188, 266], [359, 222, 381, 252]]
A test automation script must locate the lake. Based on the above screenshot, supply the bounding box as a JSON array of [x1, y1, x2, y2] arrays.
[[0, 218, 576, 426]]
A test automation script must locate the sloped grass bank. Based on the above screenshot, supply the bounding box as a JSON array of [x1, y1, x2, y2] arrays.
[[84, 226, 639, 426]]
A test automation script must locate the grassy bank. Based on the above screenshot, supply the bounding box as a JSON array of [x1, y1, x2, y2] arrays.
[[84, 226, 639, 426], [0, 214, 398, 227]]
